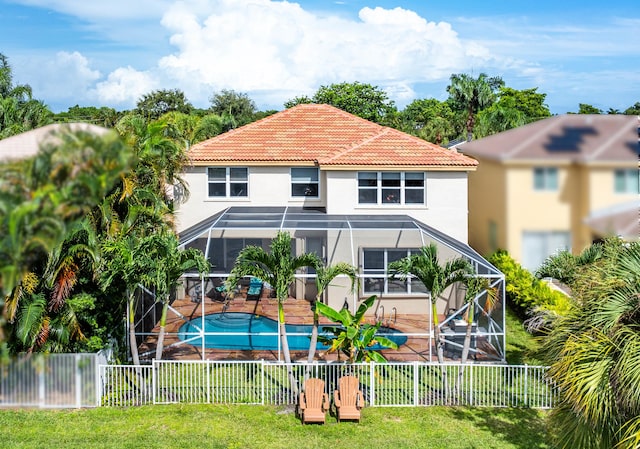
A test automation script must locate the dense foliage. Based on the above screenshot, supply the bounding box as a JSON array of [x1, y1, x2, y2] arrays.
[[488, 250, 570, 324], [539, 239, 640, 448]]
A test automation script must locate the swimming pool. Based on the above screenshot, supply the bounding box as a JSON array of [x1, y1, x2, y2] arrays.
[[177, 312, 407, 351]]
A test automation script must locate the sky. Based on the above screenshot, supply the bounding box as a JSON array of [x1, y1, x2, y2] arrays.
[[0, 0, 638, 115]]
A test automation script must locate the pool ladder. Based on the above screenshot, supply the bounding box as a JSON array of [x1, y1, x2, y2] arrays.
[[376, 305, 384, 324], [376, 305, 397, 326]]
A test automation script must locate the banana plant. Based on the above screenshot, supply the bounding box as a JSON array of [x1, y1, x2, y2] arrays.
[[316, 295, 397, 363]]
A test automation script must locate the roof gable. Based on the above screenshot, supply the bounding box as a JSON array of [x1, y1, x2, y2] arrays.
[[188, 104, 477, 169], [458, 114, 639, 164]]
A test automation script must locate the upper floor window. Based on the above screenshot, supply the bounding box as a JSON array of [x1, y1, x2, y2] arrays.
[[533, 167, 558, 191], [291, 167, 319, 197], [207, 167, 248, 198], [358, 172, 425, 205], [614, 169, 639, 194]]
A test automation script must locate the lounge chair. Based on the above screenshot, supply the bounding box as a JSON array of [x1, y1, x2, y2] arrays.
[[206, 277, 227, 302], [246, 277, 263, 300], [333, 375, 364, 422], [298, 378, 329, 424]]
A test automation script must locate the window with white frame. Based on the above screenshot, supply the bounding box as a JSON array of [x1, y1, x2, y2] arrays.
[[521, 231, 571, 271], [614, 169, 639, 194], [533, 167, 558, 191], [362, 248, 428, 295], [291, 167, 319, 197], [357, 172, 425, 205], [207, 167, 248, 198]]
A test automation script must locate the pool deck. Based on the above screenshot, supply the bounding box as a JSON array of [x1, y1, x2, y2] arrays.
[[138, 295, 494, 363]]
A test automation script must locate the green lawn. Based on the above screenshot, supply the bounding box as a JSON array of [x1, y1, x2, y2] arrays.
[[0, 404, 551, 449], [504, 305, 544, 366], [0, 305, 551, 448]]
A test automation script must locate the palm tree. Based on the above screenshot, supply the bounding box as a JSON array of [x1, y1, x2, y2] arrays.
[[459, 277, 497, 365], [228, 231, 319, 392], [1, 128, 132, 354], [388, 243, 472, 363], [306, 262, 358, 364], [0, 53, 52, 138], [541, 239, 640, 448], [139, 231, 209, 360], [447, 73, 504, 141]]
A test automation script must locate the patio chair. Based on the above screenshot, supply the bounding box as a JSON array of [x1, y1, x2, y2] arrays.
[[298, 378, 330, 424], [333, 375, 364, 423], [206, 277, 227, 302], [246, 277, 263, 300]]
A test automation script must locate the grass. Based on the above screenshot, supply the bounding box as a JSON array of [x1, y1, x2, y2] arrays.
[[504, 305, 544, 366], [0, 404, 551, 449], [0, 305, 551, 448]]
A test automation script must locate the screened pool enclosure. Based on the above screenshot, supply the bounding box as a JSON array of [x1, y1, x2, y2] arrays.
[[135, 206, 506, 363]]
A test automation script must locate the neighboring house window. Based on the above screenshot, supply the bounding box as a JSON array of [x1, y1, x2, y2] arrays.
[[207, 167, 248, 198], [291, 167, 319, 197], [521, 231, 571, 271], [614, 169, 639, 194], [357, 172, 425, 205], [362, 248, 428, 295], [533, 167, 558, 191]]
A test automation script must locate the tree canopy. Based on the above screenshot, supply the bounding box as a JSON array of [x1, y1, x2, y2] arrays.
[[135, 89, 193, 120], [285, 81, 397, 125], [209, 89, 257, 129]]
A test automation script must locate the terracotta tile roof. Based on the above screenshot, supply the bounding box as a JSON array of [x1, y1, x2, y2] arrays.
[[188, 104, 477, 170], [458, 114, 639, 164]]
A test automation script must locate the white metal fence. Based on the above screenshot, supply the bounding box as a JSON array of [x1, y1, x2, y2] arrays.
[[99, 360, 556, 409], [0, 353, 104, 408]]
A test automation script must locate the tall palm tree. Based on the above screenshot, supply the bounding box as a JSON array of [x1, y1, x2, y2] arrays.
[[229, 232, 319, 392], [139, 231, 209, 360], [388, 243, 472, 363], [447, 72, 504, 141], [540, 239, 640, 449], [1, 129, 131, 312], [306, 262, 358, 364]]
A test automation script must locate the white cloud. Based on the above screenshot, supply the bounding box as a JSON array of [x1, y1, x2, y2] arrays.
[[92, 67, 158, 107], [7, 1, 638, 114], [154, 1, 493, 109], [15, 51, 100, 107]]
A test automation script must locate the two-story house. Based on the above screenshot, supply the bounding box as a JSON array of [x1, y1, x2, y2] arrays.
[[458, 114, 639, 270], [174, 104, 506, 361]]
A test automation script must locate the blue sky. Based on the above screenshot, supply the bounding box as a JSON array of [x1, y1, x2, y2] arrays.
[[0, 0, 638, 114]]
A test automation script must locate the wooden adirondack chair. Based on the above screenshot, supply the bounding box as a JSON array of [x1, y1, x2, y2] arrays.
[[298, 378, 330, 424], [333, 376, 364, 422]]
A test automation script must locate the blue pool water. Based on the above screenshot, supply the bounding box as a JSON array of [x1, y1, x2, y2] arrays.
[[177, 312, 407, 351]]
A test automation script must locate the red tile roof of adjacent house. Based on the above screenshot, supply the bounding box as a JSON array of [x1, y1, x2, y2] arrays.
[[458, 114, 639, 164], [188, 104, 477, 170]]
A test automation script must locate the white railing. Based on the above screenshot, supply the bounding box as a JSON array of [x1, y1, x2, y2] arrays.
[[99, 360, 556, 409], [0, 353, 104, 408]]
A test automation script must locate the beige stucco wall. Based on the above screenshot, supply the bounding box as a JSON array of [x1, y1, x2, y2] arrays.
[[176, 165, 327, 232], [469, 157, 639, 266], [325, 170, 470, 243], [177, 166, 471, 245], [505, 163, 572, 262], [467, 158, 507, 258]]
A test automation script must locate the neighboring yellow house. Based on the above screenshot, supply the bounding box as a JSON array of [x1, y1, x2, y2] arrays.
[[458, 114, 639, 270]]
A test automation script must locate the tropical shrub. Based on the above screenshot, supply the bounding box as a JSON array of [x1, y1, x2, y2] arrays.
[[488, 249, 570, 321]]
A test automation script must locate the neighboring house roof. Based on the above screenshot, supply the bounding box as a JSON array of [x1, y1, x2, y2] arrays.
[[584, 200, 640, 241], [0, 123, 111, 162], [457, 114, 639, 164], [188, 104, 478, 170]]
